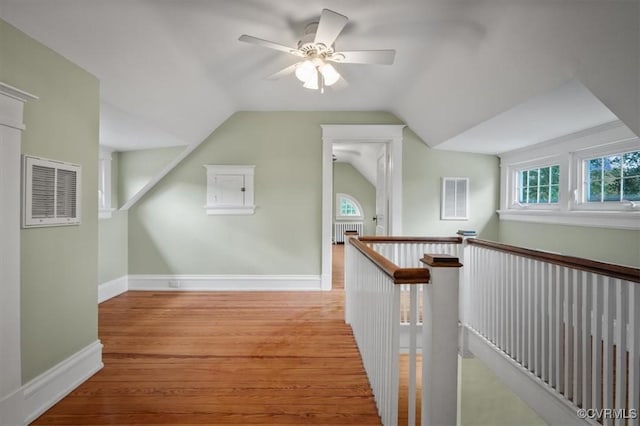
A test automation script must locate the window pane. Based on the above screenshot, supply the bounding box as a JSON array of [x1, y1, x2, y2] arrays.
[[623, 151, 640, 177], [518, 165, 559, 204], [588, 158, 602, 181], [339, 197, 361, 216], [550, 165, 559, 184], [539, 167, 549, 185], [603, 177, 621, 201], [588, 180, 602, 202], [604, 156, 621, 179], [623, 176, 640, 201], [539, 186, 549, 203], [550, 185, 559, 203]]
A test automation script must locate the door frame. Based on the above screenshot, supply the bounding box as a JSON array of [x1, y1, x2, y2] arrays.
[[320, 124, 405, 290], [0, 82, 37, 424]]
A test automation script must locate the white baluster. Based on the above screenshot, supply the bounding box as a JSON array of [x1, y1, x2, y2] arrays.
[[614, 279, 627, 425], [628, 282, 639, 426]]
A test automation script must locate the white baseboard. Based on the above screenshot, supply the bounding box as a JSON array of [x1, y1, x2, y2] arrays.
[[22, 340, 103, 425], [465, 326, 592, 426], [128, 274, 323, 291], [98, 275, 128, 303]]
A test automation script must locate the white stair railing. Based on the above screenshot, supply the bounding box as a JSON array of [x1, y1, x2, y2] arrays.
[[462, 238, 640, 426], [345, 236, 462, 425]]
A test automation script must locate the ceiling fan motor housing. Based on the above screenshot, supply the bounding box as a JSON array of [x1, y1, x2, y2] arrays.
[[298, 22, 334, 57]]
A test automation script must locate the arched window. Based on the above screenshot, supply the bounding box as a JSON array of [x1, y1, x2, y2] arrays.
[[336, 193, 364, 219]]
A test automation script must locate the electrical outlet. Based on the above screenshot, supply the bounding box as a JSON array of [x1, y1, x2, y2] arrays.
[[168, 280, 181, 288]]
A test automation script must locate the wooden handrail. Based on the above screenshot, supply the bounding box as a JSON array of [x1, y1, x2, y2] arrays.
[[467, 238, 640, 283], [358, 236, 463, 244], [348, 237, 431, 284]]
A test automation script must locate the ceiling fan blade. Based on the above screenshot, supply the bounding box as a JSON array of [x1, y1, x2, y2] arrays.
[[330, 50, 396, 65], [238, 35, 303, 57], [314, 9, 348, 47], [267, 63, 299, 80]]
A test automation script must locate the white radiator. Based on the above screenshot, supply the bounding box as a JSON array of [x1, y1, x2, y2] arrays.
[[334, 222, 363, 243]]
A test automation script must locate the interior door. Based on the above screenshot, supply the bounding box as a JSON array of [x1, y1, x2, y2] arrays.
[[375, 145, 388, 235]]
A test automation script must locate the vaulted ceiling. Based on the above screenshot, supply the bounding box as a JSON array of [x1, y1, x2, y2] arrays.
[[1, 0, 638, 154]]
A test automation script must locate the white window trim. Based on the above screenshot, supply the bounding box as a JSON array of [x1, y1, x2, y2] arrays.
[[570, 138, 640, 212], [498, 121, 640, 230], [335, 193, 364, 220], [504, 155, 564, 212], [204, 165, 255, 215], [98, 147, 115, 219]]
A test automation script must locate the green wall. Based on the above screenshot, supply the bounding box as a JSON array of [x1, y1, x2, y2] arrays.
[[98, 152, 128, 284], [127, 111, 501, 276], [499, 221, 640, 267], [128, 111, 405, 275], [118, 146, 185, 206], [0, 19, 100, 382], [333, 162, 376, 235], [402, 129, 500, 239]]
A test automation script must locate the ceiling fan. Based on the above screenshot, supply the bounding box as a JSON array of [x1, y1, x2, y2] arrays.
[[239, 9, 395, 93]]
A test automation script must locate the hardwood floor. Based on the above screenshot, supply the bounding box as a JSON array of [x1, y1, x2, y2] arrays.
[[32, 245, 380, 425]]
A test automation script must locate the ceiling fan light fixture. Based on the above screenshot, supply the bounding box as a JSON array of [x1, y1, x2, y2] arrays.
[[303, 70, 319, 90], [295, 60, 315, 83], [319, 62, 340, 86]]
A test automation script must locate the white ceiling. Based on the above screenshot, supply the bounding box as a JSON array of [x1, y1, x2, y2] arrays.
[[436, 79, 620, 155], [1, 0, 638, 153]]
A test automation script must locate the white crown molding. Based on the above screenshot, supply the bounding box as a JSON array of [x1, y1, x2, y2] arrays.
[[22, 340, 103, 425], [128, 274, 322, 291]]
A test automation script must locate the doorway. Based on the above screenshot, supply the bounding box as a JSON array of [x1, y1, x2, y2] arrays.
[[320, 124, 405, 290]]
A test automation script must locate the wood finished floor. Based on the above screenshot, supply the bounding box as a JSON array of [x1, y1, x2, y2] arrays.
[[32, 245, 382, 425]]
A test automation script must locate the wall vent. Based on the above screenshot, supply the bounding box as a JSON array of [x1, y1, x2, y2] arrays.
[[22, 155, 81, 228], [441, 177, 469, 220]]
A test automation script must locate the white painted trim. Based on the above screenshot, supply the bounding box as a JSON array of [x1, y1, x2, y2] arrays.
[[465, 327, 595, 426], [128, 275, 322, 291], [0, 387, 23, 426], [0, 82, 35, 426], [98, 276, 129, 303], [22, 340, 103, 425], [321, 124, 405, 291], [204, 205, 255, 215], [98, 208, 116, 219], [0, 82, 38, 102], [499, 121, 640, 229], [499, 120, 630, 163], [497, 209, 640, 229]]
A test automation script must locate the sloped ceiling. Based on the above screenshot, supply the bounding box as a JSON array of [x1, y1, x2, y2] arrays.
[[1, 0, 638, 153]]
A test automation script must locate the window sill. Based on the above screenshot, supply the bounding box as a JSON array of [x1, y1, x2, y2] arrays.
[[99, 208, 116, 219], [205, 205, 255, 215], [497, 209, 640, 230]]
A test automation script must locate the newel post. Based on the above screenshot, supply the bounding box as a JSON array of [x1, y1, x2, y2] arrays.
[[420, 254, 462, 426]]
